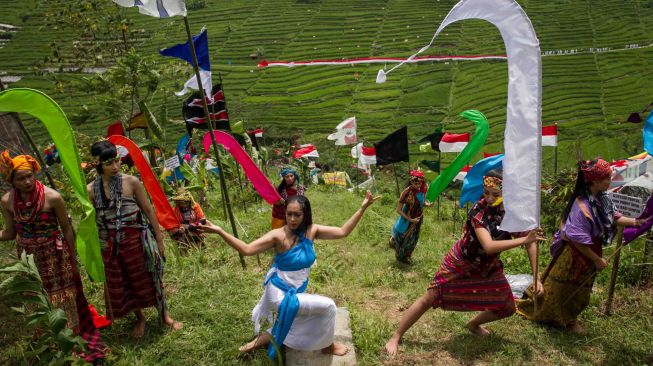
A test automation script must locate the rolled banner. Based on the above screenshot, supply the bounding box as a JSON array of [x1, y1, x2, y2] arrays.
[[425, 110, 489, 202], [202, 131, 282, 205], [107, 135, 179, 230], [0, 88, 104, 282]]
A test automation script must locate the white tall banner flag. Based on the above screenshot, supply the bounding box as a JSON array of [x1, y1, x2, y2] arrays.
[[377, 0, 542, 232], [113, 0, 187, 18], [327, 117, 357, 145], [175, 69, 213, 97]]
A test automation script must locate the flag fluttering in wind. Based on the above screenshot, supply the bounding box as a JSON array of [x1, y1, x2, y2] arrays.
[[439, 132, 469, 153], [182, 84, 230, 135], [375, 126, 409, 166], [112, 0, 187, 18], [106, 121, 125, 137], [252, 128, 264, 138], [420, 160, 440, 172], [418, 131, 444, 151], [327, 117, 357, 145], [351, 143, 377, 171], [460, 154, 504, 207], [644, 111, 653, 155], [542, 125, 558, 147], [294, 144, 319, 159], [454, 165, 471, 182], [159, 28, 212, 96]]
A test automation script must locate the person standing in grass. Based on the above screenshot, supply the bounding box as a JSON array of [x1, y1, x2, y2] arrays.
[[0, 151, 106, 363], [271, 167, 305, 229], [201, 192, 378, 360], [384, 170, 545, 356], [87, 141, 181, 338], [389, 170, 430, 264], [517, 158, 645, 333]]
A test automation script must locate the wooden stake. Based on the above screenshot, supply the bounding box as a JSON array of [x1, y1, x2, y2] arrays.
[[604, 226, 624, 315], [183, 18, 245, 269]]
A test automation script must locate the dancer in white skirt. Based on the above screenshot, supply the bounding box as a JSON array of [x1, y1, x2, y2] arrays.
[[201, 192, 378, 359]]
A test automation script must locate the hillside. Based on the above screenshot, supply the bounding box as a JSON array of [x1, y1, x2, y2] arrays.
[[1, 0, 652, 169]]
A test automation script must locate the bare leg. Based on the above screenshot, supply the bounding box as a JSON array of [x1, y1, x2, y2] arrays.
[[163, 310, 183, 331], [131, 310, 146, 338], [321, 342, 349, 356], [239, 332, 272, 353], [383, 290, 434, 356], [466, 311, 504, 336]]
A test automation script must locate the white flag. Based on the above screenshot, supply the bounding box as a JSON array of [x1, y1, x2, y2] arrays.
[[113, 0, 187, 18], [327, 117, 357, 145], [175, 69, 212, 97]]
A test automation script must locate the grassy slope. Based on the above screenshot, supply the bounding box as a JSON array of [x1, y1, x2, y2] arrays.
[[1, 188, 652, 365], [0, 0, 650, 170]]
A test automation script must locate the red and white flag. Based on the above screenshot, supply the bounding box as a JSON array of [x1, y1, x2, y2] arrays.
[[439, 132, 469, 153], [327, 117, 357, 146], [294, 144, 319, 159], [454, 165, 471, 182], [351, 143, 377, 166], [542, 125, 558, 147], [253, 128, 264, 138]]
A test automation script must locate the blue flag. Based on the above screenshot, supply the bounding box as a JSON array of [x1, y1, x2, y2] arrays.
[[460, 154, 504, 207], [159, 28, 210, 71], [644, 111, 653, 155]]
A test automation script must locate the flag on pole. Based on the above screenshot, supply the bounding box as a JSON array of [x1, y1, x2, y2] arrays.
[[375, 126, 409, 166], [327, 117, 357, 145], [460, 154, 504, 207], [351, 143, 377, 167], [418, 131, 444, 151], [182, 83, 230, 134], [106, 121, 125, 137], [112, 0, 187, 18], [453, 165, 472, 182], [253, 128, 264, 138], [542, 124, 558, 147], [439, 132, 469, 153], [159, 28, 212, 96], [294, 144, 319, 159]]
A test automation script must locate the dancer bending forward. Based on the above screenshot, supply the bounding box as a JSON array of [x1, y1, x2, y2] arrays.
[[384, 170, 544, 356], [202, 192, 378, 360]]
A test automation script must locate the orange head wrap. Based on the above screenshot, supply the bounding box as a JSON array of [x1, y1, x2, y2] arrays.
[[0, 150, 41, 182]]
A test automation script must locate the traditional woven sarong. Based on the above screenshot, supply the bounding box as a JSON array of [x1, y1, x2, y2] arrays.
[[94, 174, 167, 322], [389, 187, 424, 262], [15, 210, 106, 362], [428, 241, 515, 316]]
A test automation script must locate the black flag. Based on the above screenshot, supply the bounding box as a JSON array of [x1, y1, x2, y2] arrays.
[[182, 84, 231, 135], [375, 126, 409, 166], [418, 131, 444, 151]]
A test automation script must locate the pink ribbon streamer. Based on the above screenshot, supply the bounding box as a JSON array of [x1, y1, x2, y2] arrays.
[[202, 131, 281, 205]]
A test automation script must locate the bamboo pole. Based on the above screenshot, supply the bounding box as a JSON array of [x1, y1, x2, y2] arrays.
[[604, 226, 625, 315], [182, 18, 245, 269]]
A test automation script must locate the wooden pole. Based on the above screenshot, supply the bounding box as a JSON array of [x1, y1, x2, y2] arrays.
[[183, 18, 245, 269], [604, 226, 625, 315], [534, 242, 539, 314], [553, 122, 558, 175], [392, 163, 400, 197], [437, 151, 442, 220]]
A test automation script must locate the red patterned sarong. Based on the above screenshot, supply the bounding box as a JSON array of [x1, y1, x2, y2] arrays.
[[102, 227, 158, 319], [428, 241, 515, 317]]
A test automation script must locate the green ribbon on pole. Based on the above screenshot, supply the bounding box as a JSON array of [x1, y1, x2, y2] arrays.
[[0, 88, 104, 282], [425, 109, 489, 202]]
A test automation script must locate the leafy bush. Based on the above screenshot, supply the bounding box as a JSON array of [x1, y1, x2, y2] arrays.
[[0, 252, 88, 366]]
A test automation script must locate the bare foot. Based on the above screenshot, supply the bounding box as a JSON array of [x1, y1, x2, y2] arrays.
[[466, 322, 491, 337], [164, 314, 183, 331], [238, 333, 270, 353], [131, 318, 146, 338], [383, 336, 400, 357], [321, 342, 349, 356], [567, 322, 586, 334]]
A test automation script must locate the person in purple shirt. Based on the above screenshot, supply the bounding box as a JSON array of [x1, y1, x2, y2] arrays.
[[517, 158, 644, 333]]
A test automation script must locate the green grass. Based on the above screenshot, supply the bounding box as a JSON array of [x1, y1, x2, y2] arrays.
[[1, 186, 652, 365]]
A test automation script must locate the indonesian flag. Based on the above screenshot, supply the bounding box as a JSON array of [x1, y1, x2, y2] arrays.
[[327, 117, 357, 146], [113, 0, 187, 18], [351, 143, 377, 166], [542, 125, 558, 147], [454, 165, 472, 182], [294, 144, 319, 159], [439, 132, 469, 153], [253, 128, 264, 138]]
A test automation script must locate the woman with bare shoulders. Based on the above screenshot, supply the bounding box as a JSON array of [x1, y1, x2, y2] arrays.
[[87, 141, 181, 338], [0, 151, 105, 363], [201, 192, 378, 360]]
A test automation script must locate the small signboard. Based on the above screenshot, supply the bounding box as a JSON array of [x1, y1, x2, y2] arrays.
[[165, 155, 180, 170], [610, 192, 645, 217]]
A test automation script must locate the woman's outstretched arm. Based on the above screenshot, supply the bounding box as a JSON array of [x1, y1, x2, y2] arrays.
[[201, 221, 277, 256], [475, 227, 545, 255], [313, 191, 379, 240]]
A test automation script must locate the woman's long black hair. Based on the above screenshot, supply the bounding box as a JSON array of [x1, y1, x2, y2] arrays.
[[90, 141, 118, 174], [560, 159, 595, 224], [285, 195, 313, 234]]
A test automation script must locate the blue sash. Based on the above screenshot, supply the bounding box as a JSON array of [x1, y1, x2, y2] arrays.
[[266, 233, 316, 360]]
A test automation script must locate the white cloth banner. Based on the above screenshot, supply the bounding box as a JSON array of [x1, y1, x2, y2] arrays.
[[327, 116, 357, 145], [175, 69, 212, 98], [378, 0, 542, 231], [112, 0, 187, 18]]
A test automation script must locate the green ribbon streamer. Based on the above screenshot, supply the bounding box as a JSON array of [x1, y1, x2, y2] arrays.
[[0, 88, 104, 282], [425, 110, 489, 202]]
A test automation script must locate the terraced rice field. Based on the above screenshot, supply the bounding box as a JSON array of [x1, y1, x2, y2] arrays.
[[0, 0, 651, 169]]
